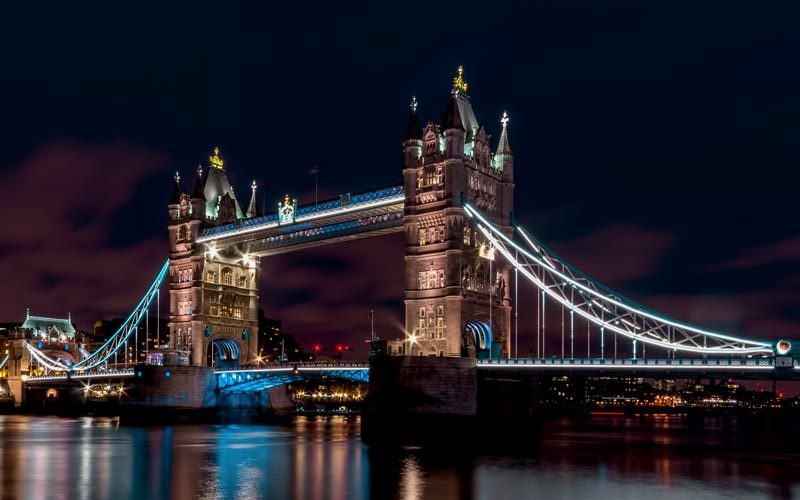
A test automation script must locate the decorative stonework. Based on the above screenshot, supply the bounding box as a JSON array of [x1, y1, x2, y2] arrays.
[[403, 70, 514, 358]]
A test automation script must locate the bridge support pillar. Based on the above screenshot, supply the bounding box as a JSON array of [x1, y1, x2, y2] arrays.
[[364, 355, 543, 448], [363, 356, 477, 443]]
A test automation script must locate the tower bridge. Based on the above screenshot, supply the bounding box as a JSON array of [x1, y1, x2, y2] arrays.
[[6, 67, 798, 415]]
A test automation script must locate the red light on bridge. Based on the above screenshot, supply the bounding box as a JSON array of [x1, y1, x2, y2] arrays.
[[314, 344, 322, 353]]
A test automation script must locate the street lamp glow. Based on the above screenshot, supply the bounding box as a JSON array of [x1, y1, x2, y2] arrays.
[[206, 244, 219, 260]]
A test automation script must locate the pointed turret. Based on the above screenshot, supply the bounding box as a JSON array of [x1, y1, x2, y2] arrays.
[[247, 180, 260, 218], [442, 94, 465, 158], [494, 111, 514, 179], [168, 171, 183, 221], [203, 147, 244, 221], [190, 165, 206, 220], [403, 96, 423, 168], [170, 171, 182, 204], [405, 96, 422, 141], [192, 165, 206, 200], [440, 94, 464, 132]]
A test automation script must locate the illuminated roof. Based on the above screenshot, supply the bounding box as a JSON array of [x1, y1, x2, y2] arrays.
[[204, 166, 243, 219], [21, 311, 76, 339], [440, 91, 479, 141]]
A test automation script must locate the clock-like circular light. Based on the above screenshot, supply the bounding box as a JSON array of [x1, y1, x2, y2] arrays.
[[776, 340, 792, 355]]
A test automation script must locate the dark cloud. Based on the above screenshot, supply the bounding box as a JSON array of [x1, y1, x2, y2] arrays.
[[548, 225, 677, 288], [707, 236, 800, 272], [0, 139, 169, 327]]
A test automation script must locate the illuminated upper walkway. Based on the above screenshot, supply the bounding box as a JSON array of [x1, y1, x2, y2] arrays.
[[197, 185, 404, 256]]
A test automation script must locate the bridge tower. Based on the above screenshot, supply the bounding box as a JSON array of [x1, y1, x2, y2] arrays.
[[403, 67, 515, 358], [167, 149, 260, 367]]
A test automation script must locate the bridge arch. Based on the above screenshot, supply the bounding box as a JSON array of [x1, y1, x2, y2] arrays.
[[41, 348, 79, 367], [463, 319, 499, 359], [205, 338, 241, 368]]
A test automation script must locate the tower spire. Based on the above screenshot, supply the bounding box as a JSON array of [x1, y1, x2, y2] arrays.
[[497, 111, 512, 155], [441, 93, 464, 131], [494, 111, 514, 175], [247, 180, 260, 218], [209, 147, 224, 171], [192, 165, 206, 200], [404, 96, 421, 141], [452, 65, 468, 95], [170, 170, 182, 204]]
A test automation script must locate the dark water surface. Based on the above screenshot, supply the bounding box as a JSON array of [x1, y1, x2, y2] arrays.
[[0, 414, 798, 499]]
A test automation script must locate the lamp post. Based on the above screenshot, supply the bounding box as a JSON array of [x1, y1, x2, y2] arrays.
[[406, 333, 418, 356]]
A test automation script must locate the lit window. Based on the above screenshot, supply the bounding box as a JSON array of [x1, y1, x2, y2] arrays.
[[463, 227, 471, 245], [419, 269, 445, 290], [437, 305, 444, 317], [206, 270, 216, 283], [418, 228, 427, 245], [221, 268, 233, 286], [234, 307, 242, 319]]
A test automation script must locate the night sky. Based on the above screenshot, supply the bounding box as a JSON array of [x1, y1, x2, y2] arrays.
[[1, 1, 799, 358]]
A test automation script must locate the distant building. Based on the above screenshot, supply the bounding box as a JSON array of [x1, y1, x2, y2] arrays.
[[586, 377, 645, 405], [542, 376, 585, 405], [257, 311, 282, 360], [255, 309, 312, 363], [20, 308, 76, 342]]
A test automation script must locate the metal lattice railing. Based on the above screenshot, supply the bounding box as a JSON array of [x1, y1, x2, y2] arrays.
[[25, 261, 169, 373], [463, 202, 774, 356]]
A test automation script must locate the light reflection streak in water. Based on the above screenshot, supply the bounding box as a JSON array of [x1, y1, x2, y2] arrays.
[[0, 414, 796, 499]]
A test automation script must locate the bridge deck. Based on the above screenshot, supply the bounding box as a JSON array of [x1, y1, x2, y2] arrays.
[[197, 186, 404, 255], [20, 357, 800, 385]]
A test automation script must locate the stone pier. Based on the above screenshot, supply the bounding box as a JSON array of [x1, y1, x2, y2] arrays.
[[363, 355, 541, 446]]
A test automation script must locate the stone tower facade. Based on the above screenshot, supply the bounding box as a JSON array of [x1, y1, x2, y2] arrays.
[[403, 68, 515, 358], [167, 149, 260, 367]]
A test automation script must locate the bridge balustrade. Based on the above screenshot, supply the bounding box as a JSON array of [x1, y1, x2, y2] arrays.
[[477, 357, 776, 367]]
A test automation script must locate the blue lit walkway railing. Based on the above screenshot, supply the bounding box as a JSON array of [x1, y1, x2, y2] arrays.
[[215, 362, 370, 392], [199, 185, 404, 242]]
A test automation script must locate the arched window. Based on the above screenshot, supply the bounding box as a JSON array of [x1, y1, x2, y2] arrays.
[[178, 225, 187, 241], [221, 268, 233, 286], [206, 270, 216, 283], [237, 275, 247, 288]]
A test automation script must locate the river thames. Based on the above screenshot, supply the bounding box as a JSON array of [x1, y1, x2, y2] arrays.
[[0, 414, 797, 499]]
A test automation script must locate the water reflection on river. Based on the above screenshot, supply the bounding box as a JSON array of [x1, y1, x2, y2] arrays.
[[0, 414, 798, 499]]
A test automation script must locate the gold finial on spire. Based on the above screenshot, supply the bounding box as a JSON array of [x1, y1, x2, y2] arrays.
[[251, 180, 257, 193], [501, 111, 509, 128], [453, 65, 468, 94], [209, 147, 224, 170], [410, 95, 418, 113]]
